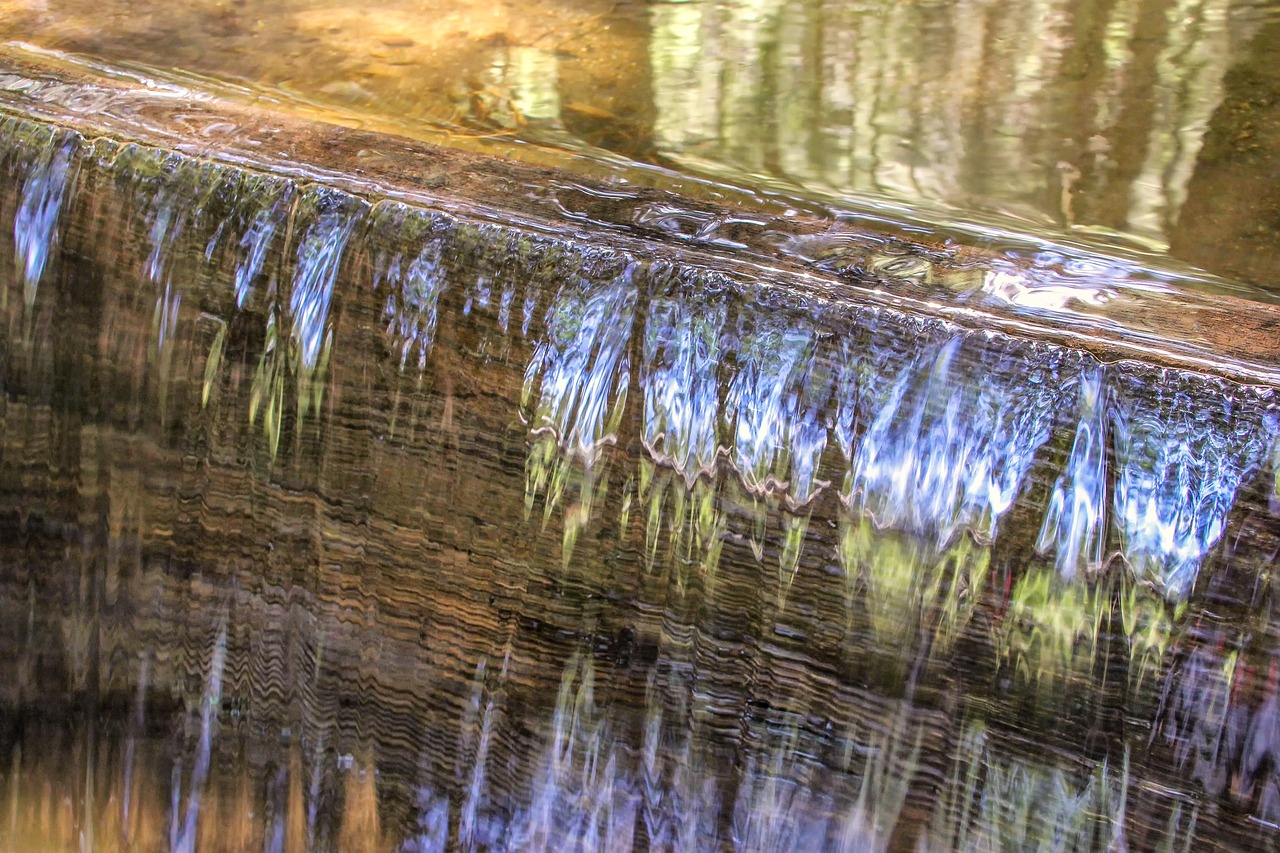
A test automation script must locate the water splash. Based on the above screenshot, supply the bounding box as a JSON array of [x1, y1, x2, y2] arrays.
[[5, 107, 1278, 853], [637, 281, 833, 586], [13, 131, 74, 311], [519, 252, 1277, 619], [842, 326, 1073, 550], [724, 309, 830, 505], [523, 261, 637, 463], [290, 194, 361, 373], [144, 186, 190, 289], [248, 189, 363, 456], [125, 158, 209, 417], [1036, 366, 1109, 580], [641, 282, 726, 484], [376, 226, 448, 372], [498, 278, 515, 334], [520, 259, 636, 564], [463, 274, 491, 317], [233, 187, 289, 308], [1110, 369, 1276, 600]]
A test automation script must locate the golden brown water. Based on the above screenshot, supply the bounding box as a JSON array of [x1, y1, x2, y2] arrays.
[[3, 0, 1280, 295]]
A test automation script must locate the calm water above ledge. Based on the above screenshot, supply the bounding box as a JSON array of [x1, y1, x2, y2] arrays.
[[2, 58, 1280, 851], [2, 0, 1280, 296]]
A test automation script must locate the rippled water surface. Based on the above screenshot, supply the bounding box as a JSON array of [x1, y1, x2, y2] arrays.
[[2, 96, 1280, 851], [3, 0, 1280, 294]]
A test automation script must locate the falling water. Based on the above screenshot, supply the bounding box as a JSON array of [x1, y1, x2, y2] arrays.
[[1, 105, 1280, 853], [11, 127, 73, 312]]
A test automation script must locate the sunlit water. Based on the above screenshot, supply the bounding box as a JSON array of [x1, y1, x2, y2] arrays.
[[3, 101, 1280, 852], [2, 0, 1280, 296]]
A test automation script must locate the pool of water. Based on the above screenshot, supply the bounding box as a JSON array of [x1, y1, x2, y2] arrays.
[[3, 0, 1280, 295], [1, 93, 1280, 850]]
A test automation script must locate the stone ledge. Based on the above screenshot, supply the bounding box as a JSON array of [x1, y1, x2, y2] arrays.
[[1, 41, 1278, 387]]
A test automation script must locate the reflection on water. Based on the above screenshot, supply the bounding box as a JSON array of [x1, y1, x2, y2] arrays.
[[3, 0, 1280, 294], [3, 114, 1280, 851]]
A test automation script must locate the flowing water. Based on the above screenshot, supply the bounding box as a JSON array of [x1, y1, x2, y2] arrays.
[[3, 0, 1280, 296], [1, 3, 1280, 853], [2, 108, 1280, 851]]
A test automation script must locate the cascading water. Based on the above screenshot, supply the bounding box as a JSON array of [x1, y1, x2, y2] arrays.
[[2, 69, 1280, 853]]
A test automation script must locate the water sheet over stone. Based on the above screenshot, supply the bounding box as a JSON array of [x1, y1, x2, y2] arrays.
[[2, 54, 1280, 851]]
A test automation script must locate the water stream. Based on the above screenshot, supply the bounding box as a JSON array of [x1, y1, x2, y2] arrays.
[[2, 103, 1280, 851], [4, 0, 1280, 297]]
